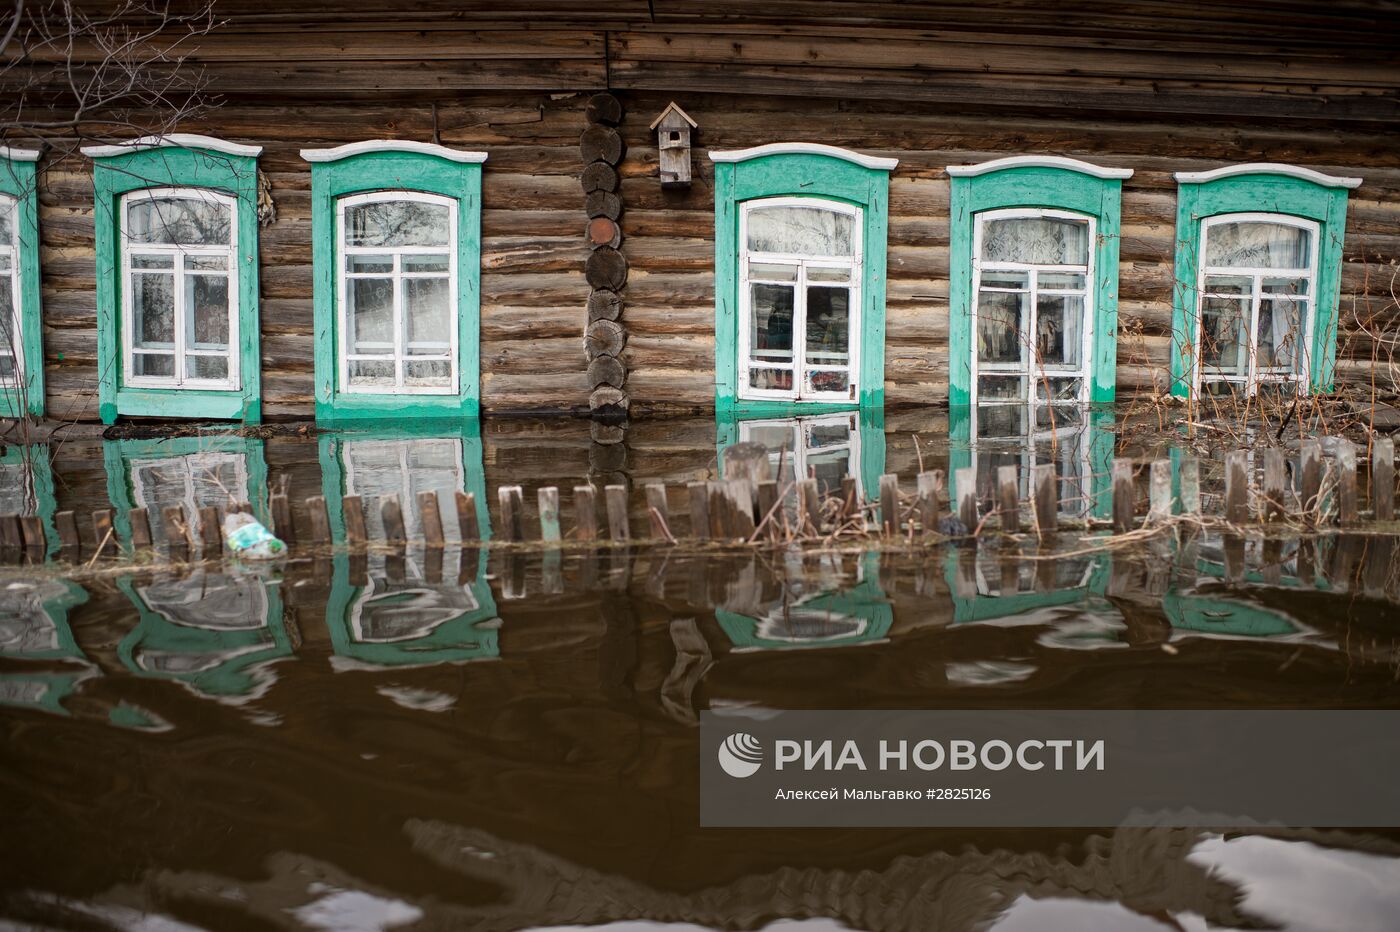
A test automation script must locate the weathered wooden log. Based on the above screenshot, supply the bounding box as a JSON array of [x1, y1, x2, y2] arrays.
[[879, 473, 899, 535], [645, 483, 672, 540], [756, 480, 779, 536], [271, 493, 296, 545], [954, 466, 977, 532], [497, 486, 524, 541], [580, 161, 619, 194], [538, 486, 562, 542], [687, 481, 710, 540], [1148, 459, 1173, 523], [574, 485, 598, 541], [161, 506, 189, 555], [840, 476, 858, 520], [1178, 456, 1200, 515], [0, 516, 18, 561], [381, 495, 407, 550], [1111, 459, 1136, 533], [1375, 437, 1395, 521], [605, 484, 630, 541], [585, 92, 623, 126], [1299, 439, 1322, 521], [1031, 463, 1058, 533], [1262, 448, 1287, 522], [590, 442, 627, 473], [584, 319, 627, 359], [424, 545, 443, 585], [92, 508, 116, 557], [129, 507, 153, 550], [587, 289, 623, 321], [916, 470, 940, 534], [197, 506, 221, 554], [798, 478, 821, 535], [418, 491, 445, 549], [1223, 451, 1249, 524], [580, 125, 624, 165], [585, 190, 623, 221], [723, 479, 752, 538], [991, 465, 1016, 533], [590, 421, 627, 445], [307, 496, 331, 545], [343, 495, 367, 546], [589, 386, 630, 413], [18, 514, 43, 555], [455, 491, 478, 541], [55, 510, 79, 557], [588, 354, 626, 388], [1336, 439, 1358, 525], [584, 246, 627, 290], [586, 216, 622, 249]]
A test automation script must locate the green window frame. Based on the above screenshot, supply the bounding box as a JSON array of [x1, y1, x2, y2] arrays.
[[711, 143, 896, 416], [1169, 163, 1360, 398], [84, 134, 264, 423], [948, 156, 1132, 407], [1, 147, 43, 418], [303, 141, 486, 424]]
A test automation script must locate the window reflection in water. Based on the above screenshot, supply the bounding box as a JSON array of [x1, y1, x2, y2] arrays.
[[737, 413, 861, 517], [968, 402, 1096, 520], [129, 450, 247, 553]]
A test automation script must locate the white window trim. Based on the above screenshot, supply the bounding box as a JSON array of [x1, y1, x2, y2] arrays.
[[1192, 212, 1321, 397], [0, 193, 21, 387], [738, 412, 864, 502], [970, 207, 1096, 406], [947, 155, 1132, 180], [710, 143, 897, 171], [120, 187, 241, 392], [738, 196, 862, 404], [336, 191, 460, 397]]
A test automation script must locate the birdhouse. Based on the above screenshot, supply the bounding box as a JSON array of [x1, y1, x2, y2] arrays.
[[649, 102, 697, 189]]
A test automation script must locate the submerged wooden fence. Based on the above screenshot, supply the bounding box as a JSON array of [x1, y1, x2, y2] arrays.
[[0, 437, 1396, 565]]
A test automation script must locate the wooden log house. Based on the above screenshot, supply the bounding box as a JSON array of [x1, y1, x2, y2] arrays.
[[1, 1, 1398, 424]]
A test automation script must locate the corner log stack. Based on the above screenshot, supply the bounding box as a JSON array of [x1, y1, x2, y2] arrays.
[[582, 92, 629, 434]]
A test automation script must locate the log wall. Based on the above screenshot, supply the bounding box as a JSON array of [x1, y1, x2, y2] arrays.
[[18, 3, 1400, 420]]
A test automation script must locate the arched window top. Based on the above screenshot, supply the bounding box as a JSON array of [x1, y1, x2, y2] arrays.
[[82, 133, 262, 159], [1201, 213, 1317, 272], [710, 142, 897, 171], [301, 140, 487, 165], [339, 190, 455, 249], [976, 208, 1091, 268], [122, 187, 236, 248], [744, 196, 859, 258], [946, 155, 1133, 180], [1174, 163, 1360, 189]]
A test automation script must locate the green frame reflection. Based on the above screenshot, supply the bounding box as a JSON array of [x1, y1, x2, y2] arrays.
[[0, 442, 61, 558], [716, 553, 893, 651], [0, 578, 92, 715], [318, 421, 499, 667]]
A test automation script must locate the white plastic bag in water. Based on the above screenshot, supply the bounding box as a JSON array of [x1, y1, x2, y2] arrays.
[[222, 512, 286, 560]]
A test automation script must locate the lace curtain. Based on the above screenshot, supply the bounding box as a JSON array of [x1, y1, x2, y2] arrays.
[[981, 217, 1089, 266], [1205, 221, 1311, 270], [747, 206, 854, 256]]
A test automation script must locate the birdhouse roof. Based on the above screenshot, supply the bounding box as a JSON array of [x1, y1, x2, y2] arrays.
[[649, 102, 698, 131]]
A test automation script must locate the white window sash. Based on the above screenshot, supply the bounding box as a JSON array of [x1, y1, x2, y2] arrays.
[[969, 208, 1095, 407], [0, 194, 21, 386], [1193, 212, 1320, 396], [120, 187, 240, 392], [336, 191, 459, 397], [738, 197, 862, 403]]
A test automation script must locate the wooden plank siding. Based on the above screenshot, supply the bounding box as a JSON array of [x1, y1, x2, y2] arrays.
[[14, 3, 1400, 419]]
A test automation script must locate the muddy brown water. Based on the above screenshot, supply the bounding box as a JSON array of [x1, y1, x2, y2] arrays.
[[4, 415, 1400, 930]]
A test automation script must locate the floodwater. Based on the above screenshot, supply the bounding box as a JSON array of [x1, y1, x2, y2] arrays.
[[4, 411, 1400, 931]]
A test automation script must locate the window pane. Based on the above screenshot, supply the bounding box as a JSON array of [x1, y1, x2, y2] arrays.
[[981, 216, 1089, 266], [1034, 378, 1083, 403], [808, 448, 851, 496], [185, 274, 229, 351], [348, 255, 393, 274], [977, 375, 1025, 401], [1203, 275, 1251, 296], [976, 290, 1024, 364], [133, 353, 174, 378], [748, 368, 793, 392], [807, 266, 851, 283], [125, 195, 231, 246], [806, 286, 849, 364], [345, 200, 451, 248], [349, 359, 394, 387], [1258, 297, 1305, 371], [132, 273, 175, 349], [806, 370, 849, 394], [750, 282, 794, 361], [187, 255, 228, 272], [131, 254, 174, 270], [1201, 296, 1248, 373], [980, 270, 1028, 291], [748, 261, 797, 281], [349, 278, 394, 352], [403, 254, 450, 274], [188, 355, 228, 381], [404, 278, 451, 354], [747, 205, 854, 256], [1205, 221, 1311, 269], [1263, 277, 1309, 297], [1039, 271, 1086, 291], [1035, 294, 1083, 367], [0, 277, 16, 381], [405, 359, 451, 386], [0, 198, 13, 244], [975, 401, 1025, 438]]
